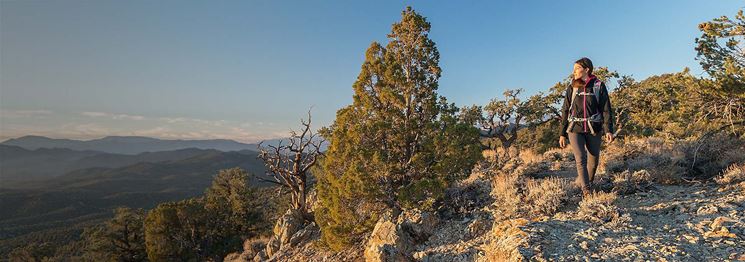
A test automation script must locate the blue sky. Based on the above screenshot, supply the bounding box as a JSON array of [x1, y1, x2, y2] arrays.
[[1, 0, 743, 142]]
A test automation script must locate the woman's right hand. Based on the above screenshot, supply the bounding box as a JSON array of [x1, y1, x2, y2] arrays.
[[559, 136, 567, 148]]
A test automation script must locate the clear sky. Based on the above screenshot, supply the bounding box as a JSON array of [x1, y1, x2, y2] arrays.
[[1, 0, 743, 143]]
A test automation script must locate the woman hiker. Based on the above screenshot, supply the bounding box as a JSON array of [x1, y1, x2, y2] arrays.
[[558, 57, 615, 196]]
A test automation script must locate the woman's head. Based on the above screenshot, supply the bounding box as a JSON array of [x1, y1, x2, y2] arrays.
[[573, 57, 593, 80]]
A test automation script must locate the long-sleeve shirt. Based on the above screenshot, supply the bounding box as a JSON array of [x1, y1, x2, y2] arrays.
[[559, 75, 614, 137]]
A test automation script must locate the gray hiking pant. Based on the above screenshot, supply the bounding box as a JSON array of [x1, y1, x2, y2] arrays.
[[567, 132, 602, 191]]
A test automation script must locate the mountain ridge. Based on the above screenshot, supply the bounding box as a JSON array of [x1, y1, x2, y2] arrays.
[[0, 135, 277, 155]]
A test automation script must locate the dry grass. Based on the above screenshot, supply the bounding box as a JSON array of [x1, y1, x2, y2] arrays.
[[612, 169, 653, 195], [600, 137, 684, 184], [600, 134, 744, 184], [491, 171, 524, 218], [577, 191, 628, 227], [518, 149, 543, 165], [491, 171, 573, 220], [716, 162, 745, 185], [483, 218, 529, 261], [524, 177, 572, 217], [675, 133, 745, 180], [482, 149, 498, 162], [542, 147, 574, 162]]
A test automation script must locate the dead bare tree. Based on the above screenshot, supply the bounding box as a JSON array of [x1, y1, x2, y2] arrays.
[[479, 89, 541, 153], [612, 107, 626, 138], [256, 110, 324, 217]]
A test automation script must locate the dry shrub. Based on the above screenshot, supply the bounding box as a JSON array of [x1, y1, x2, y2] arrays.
[[578, 191, 628, 226], [484, 218, 529, 261], [501, 157, 524, 173], [601, 137, 685, 184], [612, 169, 654, 195], [478, 148, 521, 174], [542, 147, 574, 162], [678, 133, 745, 180], [524, 177, 572, 217], [518, 149, 543, 164], [599, 134, 744, 184], [543, 147, 573, 172], [224, 236, 269, 261], [482, 147, 555, 180], [243, 236, 269, 256], [482, 149, 498, 162], [542, 150, 562, 162], [491, 171, 524, 218], [440, 176, 492, 219], [716, 162, 745, 185], [491, 171, 573, 219]]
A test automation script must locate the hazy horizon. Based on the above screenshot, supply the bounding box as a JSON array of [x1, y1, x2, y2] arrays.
[[0, 134, 281, 144], [2, 0, 743, 143]]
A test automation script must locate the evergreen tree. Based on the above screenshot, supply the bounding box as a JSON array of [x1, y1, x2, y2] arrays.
[[204, 167, 262, 256], [144, 198, 207, 261], [695, 8, 745, 135], [82, 207, 147, 262], [7, 242, 55, 262], [144, 168, 261, 261], [314, 7, 482, 250], [696, 9, 745, 97]]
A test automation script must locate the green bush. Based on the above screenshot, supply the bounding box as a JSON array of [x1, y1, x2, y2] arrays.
[[144, 168, 262, 261]]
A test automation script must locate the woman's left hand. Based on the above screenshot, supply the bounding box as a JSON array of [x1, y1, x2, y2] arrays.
[[605, 133, 614, 143]]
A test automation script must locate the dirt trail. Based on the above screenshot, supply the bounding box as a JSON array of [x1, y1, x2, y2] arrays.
[[415, 160, 745, 261]]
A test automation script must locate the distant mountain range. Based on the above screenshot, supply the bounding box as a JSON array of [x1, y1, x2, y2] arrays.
[[0, 135, 307, 252], [0, 135, 279, 155], [0, 145, 230, 185], [0, 147, 270, 246]]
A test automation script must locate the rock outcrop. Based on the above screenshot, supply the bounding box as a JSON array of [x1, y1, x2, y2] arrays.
[[225, 208, 318, 262], [364, 209, 440, 262]]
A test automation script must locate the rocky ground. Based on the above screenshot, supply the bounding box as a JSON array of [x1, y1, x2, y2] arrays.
[[520, 183, 745, 261], [404, 171, 743, 261], [226, 149, 745, 261]]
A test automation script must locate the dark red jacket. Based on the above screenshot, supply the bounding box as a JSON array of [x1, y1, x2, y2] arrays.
[[559, 75, 614, 137]]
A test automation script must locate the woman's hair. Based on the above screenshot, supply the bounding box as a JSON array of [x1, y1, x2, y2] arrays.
[[572, 78, 585, 89], [575, 57, 593, 75], [574, 57, 594, 88]]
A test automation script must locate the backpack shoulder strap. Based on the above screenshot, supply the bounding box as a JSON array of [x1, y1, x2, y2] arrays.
[[568, 87, 577, 115], [592, 80, 602, 104]]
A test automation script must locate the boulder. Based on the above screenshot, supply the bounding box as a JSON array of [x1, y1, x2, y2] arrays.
[[364, 211, 414, 261], [289, 222, 318, 247], [273, 208, 305, 247], [264, 208, 314, 258], [397, 209, 439, 242]]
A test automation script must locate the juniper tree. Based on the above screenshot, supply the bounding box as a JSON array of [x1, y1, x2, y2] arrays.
[[313, 7, 482, 250], [144, 198, 208, 261], [695, 9, 745, 135], [82, 207, 147, 262], [696, 9, 745, 96], [144, 168, 261, 261]]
